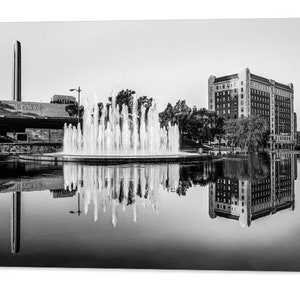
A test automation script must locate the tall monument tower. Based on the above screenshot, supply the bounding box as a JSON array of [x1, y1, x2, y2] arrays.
[[12, 40, 21, 102]]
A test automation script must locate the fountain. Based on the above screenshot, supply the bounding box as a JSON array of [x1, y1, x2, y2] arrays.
[[63, 92, 180, 156]]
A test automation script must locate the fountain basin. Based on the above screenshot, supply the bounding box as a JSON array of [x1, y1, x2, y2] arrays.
[[18, 152, 213, 164]]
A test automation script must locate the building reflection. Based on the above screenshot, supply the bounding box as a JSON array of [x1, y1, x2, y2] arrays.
[[50, 189, 77, 198], [209, 153, 296, 227]]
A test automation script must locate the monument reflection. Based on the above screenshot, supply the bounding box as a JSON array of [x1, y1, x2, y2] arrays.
[[209, 153, 297, 227]]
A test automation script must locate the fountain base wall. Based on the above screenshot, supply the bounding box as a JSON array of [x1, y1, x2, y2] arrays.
[[18, 152, 214, 164]]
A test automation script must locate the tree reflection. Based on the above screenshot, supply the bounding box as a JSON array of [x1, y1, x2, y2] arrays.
[[221, 153, 270, 181]]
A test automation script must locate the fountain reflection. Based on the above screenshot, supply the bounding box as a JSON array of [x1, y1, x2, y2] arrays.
[[63, 164, 182, 227], [209, 153, 297, 227]]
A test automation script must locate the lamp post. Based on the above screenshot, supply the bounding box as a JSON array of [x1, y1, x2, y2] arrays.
[[69, 86, 82, 124], [69, 193, 82, 216]]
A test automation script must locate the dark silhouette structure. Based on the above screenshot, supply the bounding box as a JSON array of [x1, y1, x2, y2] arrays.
[[12, 40, 22, 102]]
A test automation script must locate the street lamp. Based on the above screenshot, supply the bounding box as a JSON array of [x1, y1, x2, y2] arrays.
[[69, 86, 82, 124], [69, 193, 82, 216]]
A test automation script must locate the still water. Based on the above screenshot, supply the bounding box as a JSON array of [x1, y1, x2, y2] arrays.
[[0, 154, 299, 270]]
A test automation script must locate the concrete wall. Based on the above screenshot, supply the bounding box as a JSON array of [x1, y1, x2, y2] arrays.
[[0, 143, 62, 154]]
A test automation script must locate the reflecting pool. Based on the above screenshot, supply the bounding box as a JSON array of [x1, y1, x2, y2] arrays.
[[0, 153, 299, 270]]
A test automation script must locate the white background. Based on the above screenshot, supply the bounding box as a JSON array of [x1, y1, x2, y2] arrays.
[[1, 0, 300, 299]]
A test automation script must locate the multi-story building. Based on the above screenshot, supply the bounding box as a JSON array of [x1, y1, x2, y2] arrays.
[[208, 68, 295, 149], [208, 154, 296, 227]]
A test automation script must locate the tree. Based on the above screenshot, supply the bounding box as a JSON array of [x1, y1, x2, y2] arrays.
[[159, 103, 177, 128], [185, 109, 211, 145], [159, 101, 226, 148], [159, 100, 192, 145], [65, 102, 84, 118], [225, 115, 270, 152], [108, 89, 154, 120], [108, 89, 136, 112], [210, 114, 225, 153], [225, 118, 241, 151]]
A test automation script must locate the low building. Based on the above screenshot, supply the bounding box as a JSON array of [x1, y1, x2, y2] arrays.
[[0, 99, 78, 143]]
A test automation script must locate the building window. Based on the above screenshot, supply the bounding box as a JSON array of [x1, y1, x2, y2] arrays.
[[241, 81, 244, 85]]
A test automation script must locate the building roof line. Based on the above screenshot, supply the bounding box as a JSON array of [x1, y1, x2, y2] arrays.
[[250, 73, 292, 91], [214, 74, 238, 83]]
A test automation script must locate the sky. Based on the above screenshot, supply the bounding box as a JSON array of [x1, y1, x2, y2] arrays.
[[0, 19, 300, 114]]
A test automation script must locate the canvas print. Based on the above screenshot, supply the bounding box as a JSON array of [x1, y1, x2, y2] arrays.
[[0, 19, 299, 270]]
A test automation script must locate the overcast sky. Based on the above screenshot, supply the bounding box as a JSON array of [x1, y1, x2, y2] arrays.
[[0, 19, 300, 115]]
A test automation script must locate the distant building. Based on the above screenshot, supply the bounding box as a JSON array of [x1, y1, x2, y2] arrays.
[[208, 68, 295, 150], [51, 95, 76, 105]]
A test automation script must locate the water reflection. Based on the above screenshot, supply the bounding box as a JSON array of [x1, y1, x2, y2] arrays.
[[63, 164, 182, 226], [209, 153, 297, 227], [62, 162, 217, 227], [0, 153, 297, 257]]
